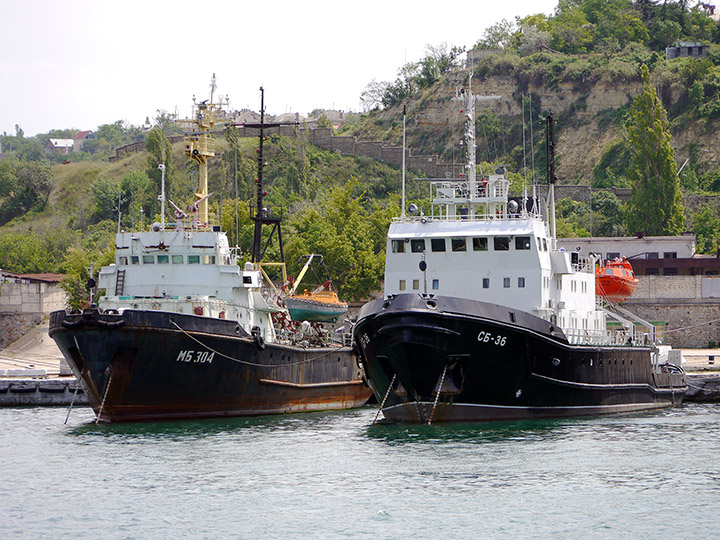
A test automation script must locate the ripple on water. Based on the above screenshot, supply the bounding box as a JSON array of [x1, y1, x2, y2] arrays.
[[0, 404, 719, 539]]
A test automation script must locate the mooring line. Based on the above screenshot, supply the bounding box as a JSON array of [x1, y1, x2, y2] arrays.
[[64, 368, 86, 425], [64, 384, 80, 425], [169, 319, 337, 367], [428, 364, 448, 426], [373, 374, 396, 425], [96, 374, 113, 425]]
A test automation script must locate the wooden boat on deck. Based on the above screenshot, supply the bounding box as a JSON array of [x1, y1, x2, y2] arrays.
[[595, 257, 639, 302]]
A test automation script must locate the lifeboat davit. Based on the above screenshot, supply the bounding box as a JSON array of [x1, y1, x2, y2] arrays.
[[595, 257, 638, 302]]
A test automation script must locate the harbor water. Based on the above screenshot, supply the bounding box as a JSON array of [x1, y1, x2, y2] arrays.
[[1, 404, 719, 539]]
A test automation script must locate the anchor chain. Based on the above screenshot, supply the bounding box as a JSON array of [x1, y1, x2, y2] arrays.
[[96, 374, 113, 425], [372, 373, 396, 425], [64, 368, 86, 425], [428, 364, 448, 426], [64, 385, 80, 425]]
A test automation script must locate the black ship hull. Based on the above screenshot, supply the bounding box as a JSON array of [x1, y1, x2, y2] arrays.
[[353, 294, 686, 423], [49, 308, 371, 423]]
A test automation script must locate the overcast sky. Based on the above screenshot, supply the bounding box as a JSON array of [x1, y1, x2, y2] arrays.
[[1, 0, 558, 137]]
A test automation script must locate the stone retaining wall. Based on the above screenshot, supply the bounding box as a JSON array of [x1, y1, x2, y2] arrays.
[[0, 313, 43, 349], [621, 300, 720, 348]]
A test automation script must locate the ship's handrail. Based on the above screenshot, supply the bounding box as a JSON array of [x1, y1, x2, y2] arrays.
[[392, 213, 545, 223], [430, 178, 510, 200], [563, 328, 656, 347]]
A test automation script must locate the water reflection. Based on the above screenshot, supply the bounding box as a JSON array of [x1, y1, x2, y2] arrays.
[[67, 407, 372, 442], [365, 416, 580, 445]]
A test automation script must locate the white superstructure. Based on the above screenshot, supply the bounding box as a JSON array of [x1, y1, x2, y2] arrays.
[[97, 226, 279, 341], [385, 79, 608, 345]]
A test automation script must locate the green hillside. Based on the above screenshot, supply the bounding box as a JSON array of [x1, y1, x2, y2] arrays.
[[4, 0, 720, 304]]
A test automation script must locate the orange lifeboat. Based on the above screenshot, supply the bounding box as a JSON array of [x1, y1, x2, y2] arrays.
[[595, 257, 638, 302]]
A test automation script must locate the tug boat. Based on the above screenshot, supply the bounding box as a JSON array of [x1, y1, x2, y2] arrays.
[[595, 258, 638, 302], [352, 78, 686, 424], [48, 80, 370, 422]]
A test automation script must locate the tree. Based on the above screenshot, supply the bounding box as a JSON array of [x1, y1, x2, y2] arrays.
[[475, 19, 517, 50], [548, 6, 594, 53], [91, 177, 122, 221], [0, 160, 53, 224], [360, 79, 388, 111], [692, 205, 720, 254], [60, 245, 115, 310], [590, 190, 626, 236], [146, 127, 173, 216], [625, 64, 685, 236], [285, 180, 385, 300]]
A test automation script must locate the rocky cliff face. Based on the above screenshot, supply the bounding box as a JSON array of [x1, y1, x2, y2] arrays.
[[388, 68, 720, 185]]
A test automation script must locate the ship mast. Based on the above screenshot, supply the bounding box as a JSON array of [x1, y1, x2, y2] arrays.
[[250, 86, 286, 266], [181, 74, 219, 228], [546, 112, 557, 243]]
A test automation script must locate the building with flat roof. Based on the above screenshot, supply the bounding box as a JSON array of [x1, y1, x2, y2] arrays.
[[557, 234, 720, 276]]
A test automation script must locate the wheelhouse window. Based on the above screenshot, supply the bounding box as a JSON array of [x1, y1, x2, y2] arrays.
[[646, 252, 659, 259], [411, 239, 425, 253], [131, 256, 139, 265], [188, 255, 200, 264], [142, 255, 154, 264], [473, 237, 488, 251], [482, 278, 490, 288], [664, 252, 677, 259], [157, 255, 169, 264], [431, 238, 446, 252], [172, 255, 183, 264], [515, 236, 531, 250], [391, 239, 406, 253], [608, 252, 621, 259], [119, 256, 128, 265], [451, 238, 466, 252], [494, 236, 510, 251]]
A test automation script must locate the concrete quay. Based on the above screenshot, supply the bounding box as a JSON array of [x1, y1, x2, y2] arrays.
[[0, 321, 87, 406], [680, 349, 720, 402]]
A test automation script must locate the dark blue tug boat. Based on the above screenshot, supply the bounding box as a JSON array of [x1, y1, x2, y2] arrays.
[[353, 79, 686, 423]]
